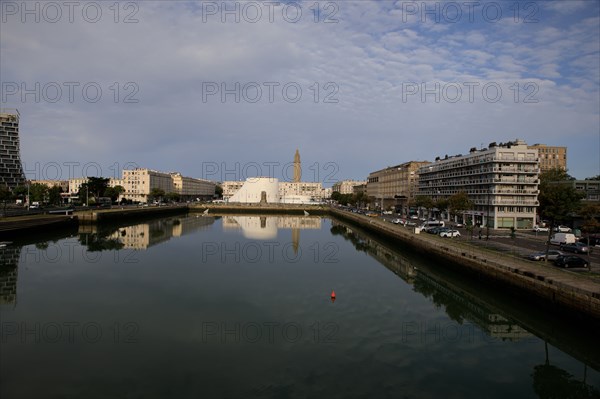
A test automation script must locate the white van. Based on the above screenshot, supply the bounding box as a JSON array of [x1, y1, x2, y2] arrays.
[[550, 233, 576, 246], [421, 220, 445, 229]]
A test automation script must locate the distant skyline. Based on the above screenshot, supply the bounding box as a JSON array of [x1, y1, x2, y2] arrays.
[[1, 1, 599, 183]]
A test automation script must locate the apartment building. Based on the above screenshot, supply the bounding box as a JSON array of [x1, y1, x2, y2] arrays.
[[417, 139, 539, 229], [366, 161, 431, 212], [332, 180, 367, 195], [0, 110, 26, 190], [171, 173, 215, 200], [528, 144, 567, 172], [122, 168, 215, 202]]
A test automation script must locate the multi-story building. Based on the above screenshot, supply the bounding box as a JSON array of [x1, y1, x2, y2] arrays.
[[122, 168, 215, 203], [528, 144, 567, 172], [122, 168, 173, 202], [68, 178, 89, 195], [367, 161, 431, 212], [0, 109, 26, 190], [417, 139, 539, 229], [222, 181, 245, 201], [571, 180, 600, 203], [332, 180, 367, 195], [171, 172, 215, 200], [353, 184, 367, 196]]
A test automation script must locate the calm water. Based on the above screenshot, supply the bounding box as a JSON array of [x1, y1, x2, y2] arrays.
[[1, 214, 599, 399]]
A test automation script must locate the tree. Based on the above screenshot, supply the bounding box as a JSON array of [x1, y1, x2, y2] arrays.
[[0, 185, 12, 215], [149, 188, 166, 202], [538, 168, 584, 260], [104, 185, 125, 202], [414, 195, 434, 218], [435, 198, 449, 219], [584, 175, 600, 181], [579, 203, 600, 235], [215, 184, 223, 198], [29, 183, 49, 202], [165, 192, 181, 203], [47, 186, 63, 206], [447, 191, 474, 221], [87, 177, 110, 202]]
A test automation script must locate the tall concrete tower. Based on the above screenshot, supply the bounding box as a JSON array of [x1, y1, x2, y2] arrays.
[[293, 149, 301, 183], [0, 109, 26, 191]]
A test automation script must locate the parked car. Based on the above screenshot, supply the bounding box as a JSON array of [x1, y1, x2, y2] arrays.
[[532, 225, 549, 232], [527, 250, 564, 261], [440, 230, 461, 238], [366, 212, 379, 217], [383, 210, 393, 215], [454, 222, 464, 228], [409, 215, 419, 220], [426, 226, 449, 234], [560, 242, 589, 254], [392, 218, 404, 224], [554, 225, 572, 233], [553, 255, 589, 268]]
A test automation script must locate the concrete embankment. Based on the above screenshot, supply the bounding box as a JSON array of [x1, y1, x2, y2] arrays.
[[330, 208, 600, 322], [189, 203, 330, 216], [0, 215, 78, 238], [75, 205, 188, 224]]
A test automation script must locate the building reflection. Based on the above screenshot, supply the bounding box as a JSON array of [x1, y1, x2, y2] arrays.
[[0, 245, 20, 305], [330, 220, 530, 341], [108, 215, 216, 250], [222, 216, 322, 254]]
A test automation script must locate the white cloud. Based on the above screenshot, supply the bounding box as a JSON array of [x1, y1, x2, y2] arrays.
[[1, 0, 598, 180]]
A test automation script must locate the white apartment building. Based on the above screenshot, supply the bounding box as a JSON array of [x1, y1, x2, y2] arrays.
[[332, 180, 367, 195], [68, 178, 89, 195], [417, 140, 539, 229], [122, 168, 215, 202]]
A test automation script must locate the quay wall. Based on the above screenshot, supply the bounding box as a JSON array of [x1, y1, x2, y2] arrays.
[[75, 206, 188, 224]]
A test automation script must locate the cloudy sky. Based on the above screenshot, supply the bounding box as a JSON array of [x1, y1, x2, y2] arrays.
[[1, 0, 599, 184]]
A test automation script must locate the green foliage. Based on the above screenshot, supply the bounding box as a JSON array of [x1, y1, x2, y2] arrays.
[[47, 185, 63, 206], [0, 185, 11, 202], [29, 183, 49, 202], [149, 188, 166, 201], [538, 168, 584, 225], [414, 195, 434, 210], [215, 185, 223, 198], [104, 185, 124, 202], [165, 192, 181, 202], [447, 191, 474, 217]]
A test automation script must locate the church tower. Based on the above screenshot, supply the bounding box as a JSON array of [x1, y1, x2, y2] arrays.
[[293, 149, 301, 183]]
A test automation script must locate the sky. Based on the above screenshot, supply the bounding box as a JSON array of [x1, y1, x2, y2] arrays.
[[1, 0, 599, 185]]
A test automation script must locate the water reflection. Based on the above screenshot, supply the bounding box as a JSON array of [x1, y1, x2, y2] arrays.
[[79, 215, 216, 250], [0, 245, 19, 305], [331, 218, 600, 395]]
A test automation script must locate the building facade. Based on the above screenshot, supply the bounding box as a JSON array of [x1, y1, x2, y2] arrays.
[[0, 110, 26, 190], [122, 169, 215, 202], [367, 161, 430, 212], [332, 180, 367, 195], [571, 180, 600, 203], [528, 144, 567, 172], [417, 139, 539, 229], [170, 173, 215, 200]]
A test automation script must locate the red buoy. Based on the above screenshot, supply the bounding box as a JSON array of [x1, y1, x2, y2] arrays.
[[330, 290, 336, 303]]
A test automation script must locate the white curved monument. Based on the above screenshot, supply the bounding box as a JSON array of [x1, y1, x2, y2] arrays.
[[228, 177, 279, 204]]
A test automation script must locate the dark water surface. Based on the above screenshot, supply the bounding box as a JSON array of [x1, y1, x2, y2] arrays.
[[1, 214, 599, 399]]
